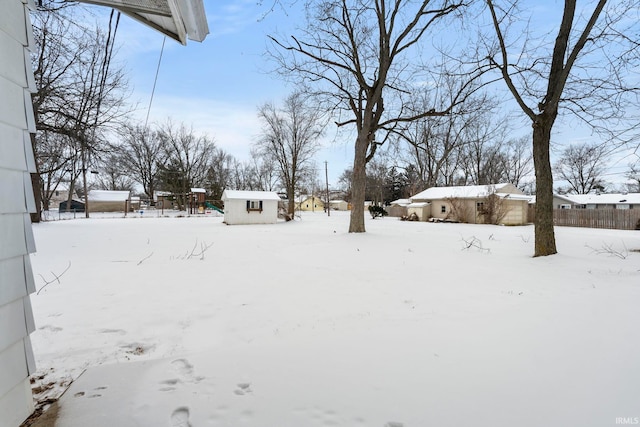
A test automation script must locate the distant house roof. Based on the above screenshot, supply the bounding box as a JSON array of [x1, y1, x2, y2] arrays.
[[221, 190, 281, 201], [76, 0, 209, 45], [411, 183, 519, 201], [390, 198, 411, 206], [191, 187, 206, 193], [562, 193, 640, 205], [88, 190, 130, 202]]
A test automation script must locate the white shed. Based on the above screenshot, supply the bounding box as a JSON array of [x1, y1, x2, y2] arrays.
[[222, 190, 281, 225]]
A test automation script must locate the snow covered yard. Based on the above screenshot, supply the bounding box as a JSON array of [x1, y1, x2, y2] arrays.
[[28, 212, 640, 426]]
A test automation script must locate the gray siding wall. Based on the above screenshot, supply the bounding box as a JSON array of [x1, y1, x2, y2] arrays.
[[0, 0, 38, 425]]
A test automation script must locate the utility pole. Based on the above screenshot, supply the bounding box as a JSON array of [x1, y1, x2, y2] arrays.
[[325, 161, 330, 217]]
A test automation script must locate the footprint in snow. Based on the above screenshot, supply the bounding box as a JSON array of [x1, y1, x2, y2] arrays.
[[234, 382, 252, 395], [171, 407, 191, 427]]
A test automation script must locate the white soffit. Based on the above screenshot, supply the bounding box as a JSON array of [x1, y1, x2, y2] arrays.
[[75, 0, 208, 45]]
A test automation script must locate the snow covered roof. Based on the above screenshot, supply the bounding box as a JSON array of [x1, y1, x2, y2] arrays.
[[408, 202, 429, 208], [561, 193, 640, 205], [411, 183, 518, 201], [191, 188, 206, 193], [221, 190, 281, 201], [88, 190, 130, 201], [390, 198, 411, 206]]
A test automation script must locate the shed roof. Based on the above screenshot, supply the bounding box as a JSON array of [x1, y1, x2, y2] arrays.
[[76, 0, 209, 45], [88, 190, 130, 201], [411, 183, 518, 201], [221, 190, 281, 201]]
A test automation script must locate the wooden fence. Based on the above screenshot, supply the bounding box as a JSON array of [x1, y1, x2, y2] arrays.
[[528, 206, 640, 230]]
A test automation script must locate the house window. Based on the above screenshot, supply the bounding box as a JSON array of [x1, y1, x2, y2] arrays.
[[441, 205, 446, 214], [246, 200, 263, 212], [476, 202, 484, 211]]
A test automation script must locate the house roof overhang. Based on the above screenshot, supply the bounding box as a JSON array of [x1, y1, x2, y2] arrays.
[[74, 0, 209, 45]]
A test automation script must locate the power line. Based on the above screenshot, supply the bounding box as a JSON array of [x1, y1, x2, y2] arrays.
[[145, 36, 166, 128]]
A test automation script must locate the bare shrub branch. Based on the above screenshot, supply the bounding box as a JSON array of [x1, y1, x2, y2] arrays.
[[37, 261, 72, 295], [461, 236, 491, 254], [585, 242, 629, 259]]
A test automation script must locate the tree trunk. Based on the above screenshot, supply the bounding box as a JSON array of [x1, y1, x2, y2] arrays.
[[287, 187, 295, 216], [29, 133, 42, 223], [532, 116, 557, 257], [30, 173, 42, 223], [349, 131, 369, 233]]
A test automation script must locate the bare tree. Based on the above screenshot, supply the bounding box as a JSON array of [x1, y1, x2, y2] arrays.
[[554, 143, 608, 194], [256, 92, 325, 215], [457, 117, 509, 185], [625, 161, 640, 193], [157, 120, 216, 209], [36, 131, 74, 211], [94, 153, 137, 192], [205, 149, 237, 199], [32, 5, 130, 217], [249, 148, 280, 192], [445, 197, 473, 223], [483, 0, 640, 256], [117, 124, 166, 203], [270, 0, 480, 232], [337, 168, 353, 202], [477, 189, 509, 225], [366, 158, 390, 206], [393, 74, 506, 189], [501, 136, 533, 189]]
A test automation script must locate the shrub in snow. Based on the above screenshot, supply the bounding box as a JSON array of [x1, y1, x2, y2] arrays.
[[368, 205, 387, 219]]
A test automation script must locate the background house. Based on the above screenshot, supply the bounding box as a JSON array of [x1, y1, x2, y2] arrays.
[[87, 190, 132, 213], [297, 195, 325, 212], [329, 200, 349, 211], [410, 183, 531, 225], [560, 193, 640, 210], [222, 190, 281, 225], [387, 198, 411, 217], [47, 185, 78, 209], [407, 202, 430, 221]]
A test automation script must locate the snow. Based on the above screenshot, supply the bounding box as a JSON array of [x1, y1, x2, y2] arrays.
[[410, 183, 514, 200], [563, 193, 640, 205], [28, 211, 640, 426], [221, 190, 281, 201], [87, 190, 130, 202]]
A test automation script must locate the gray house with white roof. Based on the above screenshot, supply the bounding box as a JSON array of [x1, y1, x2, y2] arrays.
[[557, 193, 640, 210]]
